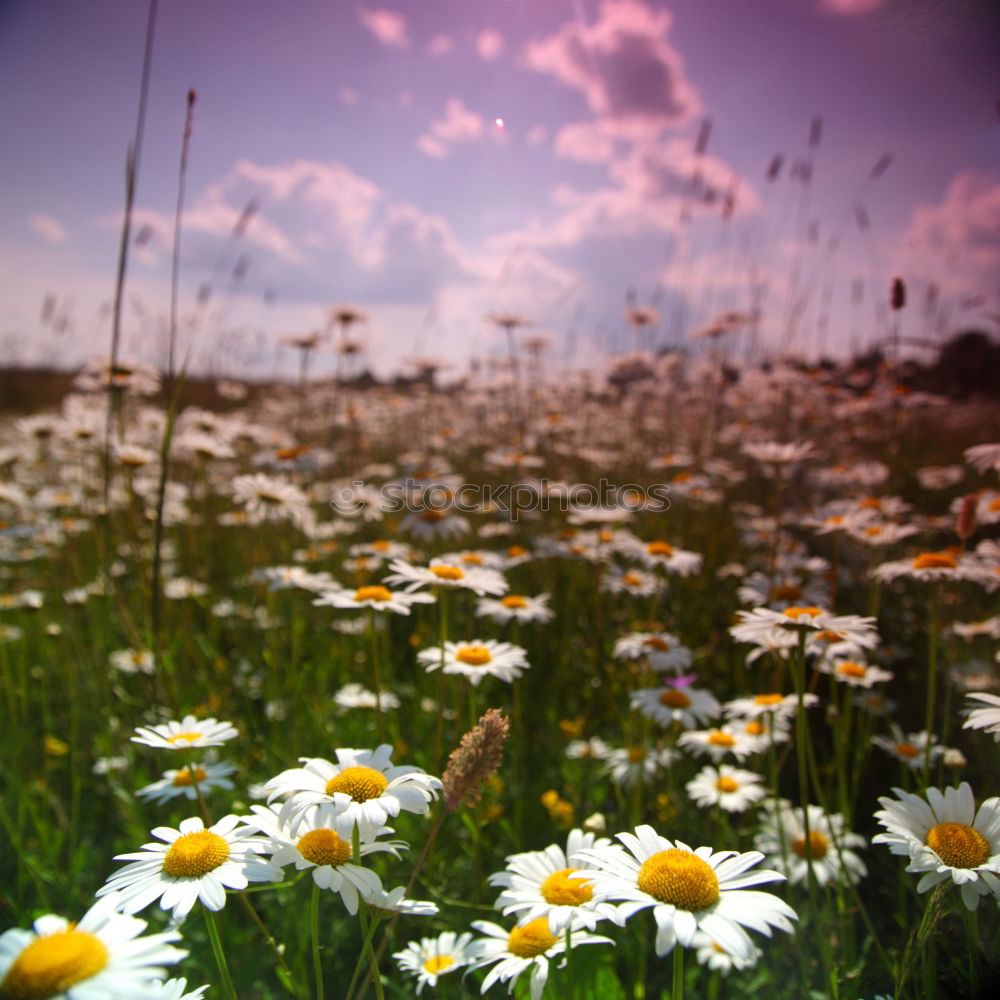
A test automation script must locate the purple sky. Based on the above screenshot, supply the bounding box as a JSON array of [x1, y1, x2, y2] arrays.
[[1, 0, 998, 379]]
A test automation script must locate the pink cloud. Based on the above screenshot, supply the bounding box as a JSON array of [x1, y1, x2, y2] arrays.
[[819, 0, 885, 15], [427, 33, 453, 56], [896, 169, 1000, 298], [358, 8, 409, 50], [553, 121, 617, 163], [417, 98, 484, 158], [476, 28, 504, 62], [28, 213, 69, 244], [524, 0, 700, 138]]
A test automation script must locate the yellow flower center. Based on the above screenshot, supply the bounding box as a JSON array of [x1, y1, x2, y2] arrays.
[[912, 552, 957, 571], [647, 541, 674, 557], [659, 690, 692, 709], [673, 471, 691, 483], [989, 498, 1000, 513], [296, 829, 352, 867], [0, 928, 109, 1000], [166, 730, 204, 745], [325, 766, 389, 802], [707, 731, 734, 747], [859, 497, 882, 510], [754, 693, 784, 706], [791, 831, 829, 860], [782, 606, 823, 619], [162, 830, 230, 878], [430, 565, 464, 581], [623, 572, 644, 586], [171, 766, 207, 787], [744, 721, 764, 736], [461, 553, 484, 565], [643, 637, 671, 651], [836, 662, 867, 679], [507, 545, 527, 557], [715, 777, 740, 793], [422, 955, 455, 975], [354, 586, 392, 603], [925, 822, 990, 869], [628, 748, 646, 762], [540, 868, 594, 906], [895, 742, 920, 758], [636, 849, 720, 910], [501, 595, 528, 609], [371, 540, 391, 551], [770, 584, 803, 601], [420, 510, 447, 522], [455, 645, 493, 666], [507, 918, 558, 958], [864, 525, 883, 537]]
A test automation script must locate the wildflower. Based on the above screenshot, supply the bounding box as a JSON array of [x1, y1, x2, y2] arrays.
[[394, 932, 477, 994], [755, 802, 867, 886], [574, 825, 796, 959], [626, 539, 703, 575], [602, 746, 677, 786], [97, 815, 281, 922], [442, 709, 510, 811], [263, 744, 442, 839], [871, 725, 940, 770], [613, 631, 693, 673], [873, 782, 1000, 910], [149, 978, 210, 1000], [630, 683, 721, 730], [417, 640, 529, 686], [963, 692, 1000, 739], [692, 930, 761, 973], [0, 894, 185, 1000], [742, 441, 814, 466], [722, 692, 812, 722], [136, 761, 237, 805], [365, 885, 438, 917], [383, 557, 508, 597], [231, 472, 313, 531], [489, 828, 624, 933], [816, 657, 894, 688], [244, 804, 402, 913], [677, 726, 766, 763], [132, 715, 238, 751], [476, 592, 554, 625], [110, 649, 156, 676], [313, 585, 435, 615], [469, 917, 610, 1000], [685, 765, 767, 814], [873, 550, 980, 583], [333, 683, 401, 711]]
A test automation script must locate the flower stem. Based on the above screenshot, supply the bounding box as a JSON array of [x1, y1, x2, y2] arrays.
[[672, 943, 684, 1000], [311, 881, 325, 1000], [204, 906, 238, 1000]]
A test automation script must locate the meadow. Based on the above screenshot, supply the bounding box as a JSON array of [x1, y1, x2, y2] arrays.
[[1, 354, 999, 1000]]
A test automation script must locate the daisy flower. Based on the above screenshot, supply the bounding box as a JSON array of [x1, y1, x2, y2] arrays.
[[383, 557, 508, 597], [131, 715, 238, 752], [230, 472, 313, 531], [742, 440, 814, 466], [417, 640, 529, 686], [816, 657, 894, 688], [136, 761, 237, 805], [476, 593, 554, 625], [722, 692, 812, 722], [149, 978, 210, 1000], [873, 782, 1000, 909], [574, 825, 796, 959], [364, 885, 438, 918], [677, 726, 766, 763], [243, 804, 402, 914], [263, 744, 442, 840], [469, 917, 610, 1000], [692, 930, 761, 974], [0, 894, 186, 1000], [96, 815, 281, 922], [755, 801, 868, 886], [613, 631, 692, 673], [963, 692, 1000, 739], [601, 567, 659, 597], [630, 683, 721, 730], [313, 584, 435, 615], [333, 683, 401, 711], [394, 932, 477, 994], [871, 725, 941, 770], [685, 765, 767, 814], [602, 745, 677, 786], [627, 539, 703, 576], [110, 649, 156, 675], [489, 828, 624, 933], [873, 550, 980, 584]]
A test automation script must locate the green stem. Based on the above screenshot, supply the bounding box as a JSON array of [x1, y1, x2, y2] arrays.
[[204, 906, 238, 1000], [311, 881, 325, 1000], [672, 943, 684, 1000]]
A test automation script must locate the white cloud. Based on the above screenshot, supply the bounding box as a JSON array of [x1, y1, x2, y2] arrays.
[[29, 214, 69, 244], [553, 121, 617, 163], [476, 29, 504, 62], [417, 134, 449, 159], [358, 8, 409, 50]]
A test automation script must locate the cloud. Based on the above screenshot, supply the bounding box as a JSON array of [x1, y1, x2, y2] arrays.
[[358, 8, 409, 49], [338, 87, 359, 106], [427, 33, 453, 56], [417, 98, 484, 158], [29, 214, 69, 244], [553, 121, 617, 164], [524, 124, 549, 147], [476, 28, 504, 62], [524, 0, 700, 139], [896, 169, 1000, 299], [819, 0, 885, 15]]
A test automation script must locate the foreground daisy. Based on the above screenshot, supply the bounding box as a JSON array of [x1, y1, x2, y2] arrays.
[[417, 640, 529, 686], [97, 815, 282, 922], [469, 917, 610, 1000], [573, 825, 797, 959], [489, 828, 624, 933], [264, 744, 442, 839], [755, 801, 868, 886], [132, 715, 238, 752], [394, 931, 477, 994], [873, 782, 1000, 909], [0, 894, 185, 1000]]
